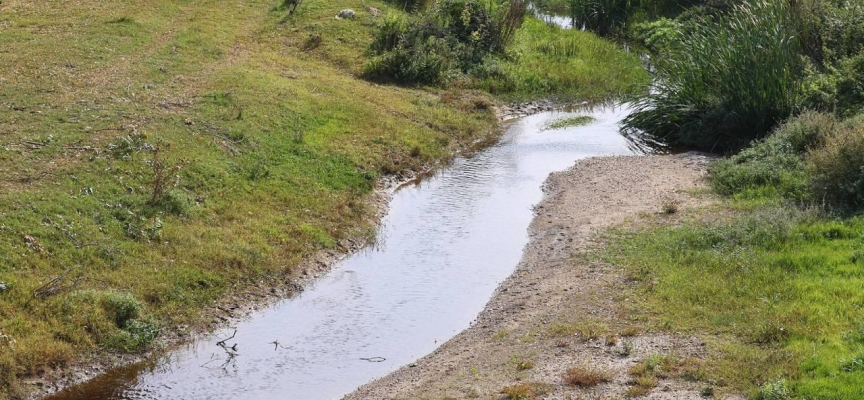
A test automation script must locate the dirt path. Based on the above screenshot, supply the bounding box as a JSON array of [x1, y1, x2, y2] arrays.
[[345, 154, 716, 400]]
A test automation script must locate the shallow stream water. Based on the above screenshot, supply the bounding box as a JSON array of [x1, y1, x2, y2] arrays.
[[47, 106, 638, 400]]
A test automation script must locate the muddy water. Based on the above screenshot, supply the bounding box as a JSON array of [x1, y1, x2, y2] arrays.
[[48, 106, 638, 400]]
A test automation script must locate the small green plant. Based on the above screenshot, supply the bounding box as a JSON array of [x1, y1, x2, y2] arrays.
[[840, 352, 864, 372], [301, 32, 322, 51], [99, 290, 142, 328], [104, 319, 160, 352], [618, 339, 634, 357], [756, 378, 790, 400]]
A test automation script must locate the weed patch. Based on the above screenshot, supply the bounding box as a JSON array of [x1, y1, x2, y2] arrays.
[[562, 364, 612, 387]]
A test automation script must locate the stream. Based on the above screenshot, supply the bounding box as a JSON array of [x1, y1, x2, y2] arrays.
[[47, 105, 640, 400]]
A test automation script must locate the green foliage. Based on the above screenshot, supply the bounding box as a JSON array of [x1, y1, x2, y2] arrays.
[[821, 1, 864, 63], [710, 110, 864, 213], [366, 0, 528, 84], [386, 0, 432, 11], [103, 319, 160, 352], [629, 17, 681, 53], [474, 18, 649, 101], [709, 136, 807, 200], [806, 115, 864, 211], [98, 290, 142, 328], [623, 0, 803, 151], [709, 111, 840, 200], [756, 379, 791, 400]]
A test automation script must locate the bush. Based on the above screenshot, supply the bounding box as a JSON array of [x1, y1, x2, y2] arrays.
[[710, 137, 805, 198], [103, 319, 160, 352], [98, 290, 142, 328], [622, 0, 804, 151], [821, 1, 864, 63], [629, 17, 682, 54], [806, 116, 864, 211], [366, 0, 527, 84], [709, 111, 842, 200], [771, 110, 837, 152]]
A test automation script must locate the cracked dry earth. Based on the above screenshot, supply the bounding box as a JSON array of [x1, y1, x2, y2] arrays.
[[346, 154, 722, 400]]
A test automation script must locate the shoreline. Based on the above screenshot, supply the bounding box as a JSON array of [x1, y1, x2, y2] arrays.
[[27, 101, 580, 400], [345, 153, 720, 399]]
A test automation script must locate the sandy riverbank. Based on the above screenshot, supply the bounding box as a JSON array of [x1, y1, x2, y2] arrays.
[[346, 153, 724, 399]]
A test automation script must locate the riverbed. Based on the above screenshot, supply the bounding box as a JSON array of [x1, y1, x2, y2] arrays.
[[47, 106, 638, 400]]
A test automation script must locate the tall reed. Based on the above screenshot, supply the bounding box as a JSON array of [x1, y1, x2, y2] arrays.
[[622, 0, 804, 151]]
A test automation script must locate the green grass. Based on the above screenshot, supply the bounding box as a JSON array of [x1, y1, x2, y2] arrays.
[[542, 115, 595, 130], [475, 17, 649, 101], [0, 0, 645, 397], [606, 204, 864, 398]]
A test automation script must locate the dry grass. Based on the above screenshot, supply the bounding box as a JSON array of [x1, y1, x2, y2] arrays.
[[562, 364, 613, 387], [501, 382, 551, 399]]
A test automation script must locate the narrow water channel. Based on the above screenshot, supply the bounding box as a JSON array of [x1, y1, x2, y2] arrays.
[[47, 106, 638, 400]]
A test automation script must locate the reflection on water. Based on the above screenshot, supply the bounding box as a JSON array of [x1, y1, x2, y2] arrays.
[[530, 4, 574, 29], [48, 106, 638, 400]]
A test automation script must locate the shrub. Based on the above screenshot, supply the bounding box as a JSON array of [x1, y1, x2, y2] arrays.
[[622, 0, 804, 151], [709, 135, 807, 200], [771, 110, 837, 152], [629, 17, 682, 54], [99, 290, 142, 328], [803, 53, 864, 117], [806, 116, 864, 211], [103, 319, 160, 352], [366, 0, 527, 84], [820, 1, 864, 63]]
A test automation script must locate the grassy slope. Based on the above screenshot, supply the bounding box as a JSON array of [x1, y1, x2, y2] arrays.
[[0, 0, 498, 394], [606, 195, 864, 398], [479, 18, 647, 101], [0, 0, 648, 397]]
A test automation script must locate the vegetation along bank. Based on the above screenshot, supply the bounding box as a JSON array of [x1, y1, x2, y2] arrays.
[[441, 0, 864, 397]]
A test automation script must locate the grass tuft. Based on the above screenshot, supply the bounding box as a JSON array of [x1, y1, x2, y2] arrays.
[[562, 364, 613, 387], [543, 115, 595, 130]]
